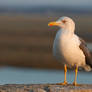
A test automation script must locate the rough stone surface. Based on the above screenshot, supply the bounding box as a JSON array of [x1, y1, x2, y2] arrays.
[[0, 84, 92, 92]]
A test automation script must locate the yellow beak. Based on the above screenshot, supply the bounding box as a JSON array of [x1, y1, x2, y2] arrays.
[[48, 21, 60, 26]]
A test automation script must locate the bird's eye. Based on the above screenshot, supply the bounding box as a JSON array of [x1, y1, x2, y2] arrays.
[[62, 20, 66, 23]]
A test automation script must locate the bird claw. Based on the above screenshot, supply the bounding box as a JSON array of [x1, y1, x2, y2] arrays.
[[56, 81, 68, 85], [72, 82, 79, 86]]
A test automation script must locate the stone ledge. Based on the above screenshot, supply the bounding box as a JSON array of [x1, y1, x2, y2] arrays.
[[0, 84, 92, 92]]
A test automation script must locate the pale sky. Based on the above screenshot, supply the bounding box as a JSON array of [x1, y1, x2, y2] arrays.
[[0, 0, 92, 8]]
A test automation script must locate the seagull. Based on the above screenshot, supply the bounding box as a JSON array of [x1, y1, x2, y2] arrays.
[[48, 16, 92, 86]]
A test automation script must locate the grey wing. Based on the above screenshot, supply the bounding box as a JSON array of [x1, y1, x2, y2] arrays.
[[79, 38, 92, 68]]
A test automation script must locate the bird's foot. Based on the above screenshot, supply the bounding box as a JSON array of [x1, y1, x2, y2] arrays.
[[72, 82, 79, 86], [56, 81, 68, 85]]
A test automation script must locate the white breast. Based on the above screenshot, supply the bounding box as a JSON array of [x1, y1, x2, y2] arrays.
[[53, 29, 85, 67]]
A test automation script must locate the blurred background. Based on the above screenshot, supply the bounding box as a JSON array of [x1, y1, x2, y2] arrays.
[[0, 0, 92, 84]]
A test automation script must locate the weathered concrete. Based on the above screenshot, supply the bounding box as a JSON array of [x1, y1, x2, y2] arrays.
[[0, 84, 92, 92]]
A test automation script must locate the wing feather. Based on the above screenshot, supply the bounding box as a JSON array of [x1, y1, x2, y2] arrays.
[[79, 38, 92, 67]]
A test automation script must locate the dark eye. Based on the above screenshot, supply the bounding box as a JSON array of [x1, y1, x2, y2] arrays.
[[62, 20, 66, 23]]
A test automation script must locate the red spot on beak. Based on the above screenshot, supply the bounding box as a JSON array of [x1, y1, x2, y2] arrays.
[[49, 23, 53, 26]]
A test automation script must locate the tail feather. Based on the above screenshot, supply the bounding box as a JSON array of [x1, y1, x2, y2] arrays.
[[83, 65, 92, 71]]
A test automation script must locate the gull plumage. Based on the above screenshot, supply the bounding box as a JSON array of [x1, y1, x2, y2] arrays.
[[48, 16, 92, 86]]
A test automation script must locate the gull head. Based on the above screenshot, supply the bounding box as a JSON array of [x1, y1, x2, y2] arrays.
[[48, 16, 75, 32]]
